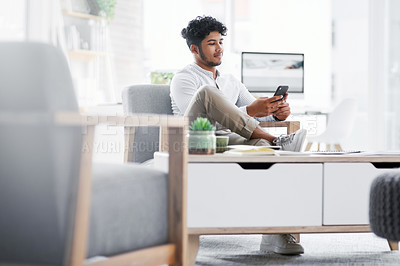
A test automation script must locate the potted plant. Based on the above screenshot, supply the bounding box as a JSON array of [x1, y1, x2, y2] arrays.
[[150, 72, 174, 85], [188, 117, 216, 155], [96, 0, 117, 21]]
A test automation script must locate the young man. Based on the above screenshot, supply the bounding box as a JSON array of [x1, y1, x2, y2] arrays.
[[170, 16, 305, 255]]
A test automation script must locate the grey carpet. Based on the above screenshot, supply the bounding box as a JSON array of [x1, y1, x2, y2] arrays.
[[195, 233, 400, 265]]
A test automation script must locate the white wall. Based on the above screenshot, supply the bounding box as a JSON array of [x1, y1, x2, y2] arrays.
[[109, 0, 145, 102], [331, 0, 369, 151]]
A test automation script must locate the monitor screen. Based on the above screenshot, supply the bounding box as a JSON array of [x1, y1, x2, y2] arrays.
[[241, 52, 304, 93]]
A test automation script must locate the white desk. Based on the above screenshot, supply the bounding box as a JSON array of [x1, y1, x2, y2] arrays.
[[154, 152, 400, 263]]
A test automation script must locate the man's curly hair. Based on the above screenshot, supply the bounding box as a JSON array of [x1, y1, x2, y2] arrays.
[[181, 16, 227, 49]]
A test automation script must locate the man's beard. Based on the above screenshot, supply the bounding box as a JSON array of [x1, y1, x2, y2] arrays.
[[199, 49, 221, 67]]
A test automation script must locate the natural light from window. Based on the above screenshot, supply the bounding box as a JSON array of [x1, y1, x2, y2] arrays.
[[0, 1, 26, 41]]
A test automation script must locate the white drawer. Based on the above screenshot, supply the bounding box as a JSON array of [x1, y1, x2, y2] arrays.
[[188, 163, 322, 228], [323, 163, 400, 225]]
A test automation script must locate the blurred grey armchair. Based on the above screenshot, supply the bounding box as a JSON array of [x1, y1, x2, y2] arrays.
[[0, 42, 188, 265]]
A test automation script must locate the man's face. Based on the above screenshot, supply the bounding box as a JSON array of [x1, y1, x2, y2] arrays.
[[198, 31, 224, 67]]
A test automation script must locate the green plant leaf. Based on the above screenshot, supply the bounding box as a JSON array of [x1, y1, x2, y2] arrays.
[[96, 0, 117, 21], [189, 117, 215, 131]]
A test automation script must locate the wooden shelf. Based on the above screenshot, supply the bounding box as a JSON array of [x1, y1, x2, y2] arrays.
[[68, 50, 112, 61], [63, 10, 105, 21]]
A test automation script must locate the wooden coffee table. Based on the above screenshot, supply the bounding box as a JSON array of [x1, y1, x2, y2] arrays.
[[154, 152, 400, 265]]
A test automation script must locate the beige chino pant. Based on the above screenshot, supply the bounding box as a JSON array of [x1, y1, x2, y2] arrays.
[[184, 85, 272, 146]]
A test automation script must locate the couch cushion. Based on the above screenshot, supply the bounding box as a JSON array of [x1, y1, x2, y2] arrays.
[[87, 163, 168, 257]]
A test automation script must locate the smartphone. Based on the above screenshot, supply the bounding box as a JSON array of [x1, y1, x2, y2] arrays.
[[271, 85, 289, 102]]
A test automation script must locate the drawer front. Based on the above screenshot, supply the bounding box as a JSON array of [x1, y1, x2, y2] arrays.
[[188, 163, 322, 228], [323, 163, 400, 225]]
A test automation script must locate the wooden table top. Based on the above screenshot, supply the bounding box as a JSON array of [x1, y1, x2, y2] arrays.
[[155, 152, 400, 163], [188, 153, 400, 163]]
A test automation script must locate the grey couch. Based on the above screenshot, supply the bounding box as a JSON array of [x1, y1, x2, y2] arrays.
[[122, 84, 173, 163]]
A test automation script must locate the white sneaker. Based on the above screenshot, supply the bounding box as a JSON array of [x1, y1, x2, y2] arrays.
[[273, 129, 307, 152], [260, 234, 304, 255]]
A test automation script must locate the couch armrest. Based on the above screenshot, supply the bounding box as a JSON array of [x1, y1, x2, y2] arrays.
[[55, 112, 187, 128]]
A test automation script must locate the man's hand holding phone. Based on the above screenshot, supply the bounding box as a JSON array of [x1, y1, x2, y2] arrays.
[[246, 85, 291, 119], [246, 95, 286, 117]]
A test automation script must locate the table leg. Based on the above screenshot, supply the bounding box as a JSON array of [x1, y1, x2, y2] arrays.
[[334, 144, 343, 151], [326, 144, 331, 151], [305, 142, 312, 151], [388, 240, 399, 251], [188, 234, 200, 266]]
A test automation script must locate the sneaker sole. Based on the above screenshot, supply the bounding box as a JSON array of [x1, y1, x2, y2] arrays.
[[260, 243, 304, 255]]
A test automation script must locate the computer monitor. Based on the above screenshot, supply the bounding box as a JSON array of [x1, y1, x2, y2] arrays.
[[241, 52, 304, 94]]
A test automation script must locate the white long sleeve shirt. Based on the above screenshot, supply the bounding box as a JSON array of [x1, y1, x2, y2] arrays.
[[170, 63, 275, 122]]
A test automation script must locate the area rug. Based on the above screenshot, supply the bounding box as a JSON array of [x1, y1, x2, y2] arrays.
[[195, 233, 400, 265]]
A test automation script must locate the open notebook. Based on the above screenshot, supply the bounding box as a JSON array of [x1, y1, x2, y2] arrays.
[[224, 145, 276, 156]]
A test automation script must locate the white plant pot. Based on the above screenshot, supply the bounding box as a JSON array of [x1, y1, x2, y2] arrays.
[[188, 130, 216, 155]]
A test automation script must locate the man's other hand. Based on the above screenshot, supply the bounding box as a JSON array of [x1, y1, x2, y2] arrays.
[[246, 95, 284, 117], [273, 101, 291, 121]]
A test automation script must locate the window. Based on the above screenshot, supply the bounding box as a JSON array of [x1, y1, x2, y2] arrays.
[[0, 1, 26, 41]]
